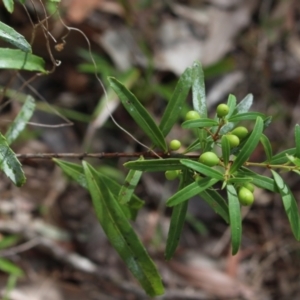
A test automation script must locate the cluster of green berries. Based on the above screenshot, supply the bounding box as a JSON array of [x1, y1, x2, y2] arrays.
[[237, 183, 255, 206], [165, 103, 255, 205]]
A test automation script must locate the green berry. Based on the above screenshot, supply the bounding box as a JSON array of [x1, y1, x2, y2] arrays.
[[238, 187, 254, 206], [225, 134, 240, 148], [169, 139, 181, 151], [216, 104, 229, 118], [231, 126, 249, 140], [185, 110, 200, 121], [199, 152, 220, 167], [243, 182, 255, 193], [165, 170, 179, 180]]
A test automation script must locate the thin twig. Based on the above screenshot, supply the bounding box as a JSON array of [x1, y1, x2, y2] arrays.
[[15, 152, 200, 160]]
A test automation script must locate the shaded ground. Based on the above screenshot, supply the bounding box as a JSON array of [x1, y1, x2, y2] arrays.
[[1, 0, 300, 299]]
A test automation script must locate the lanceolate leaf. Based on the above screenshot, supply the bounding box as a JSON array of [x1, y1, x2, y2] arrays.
[[159, 66, 193, 137], [0, 21, 30, 51], [192, 61, 206, 117], [124, 158, 184, 172], [118, 157, 143, 205], [181, 118, 219, 129], [180, 159, 224, 180], [228, 112, 266, 123], [235, 94, 253, 113], [0, 133, 25, 186], [227, 184, 242, 255], [226, 94, 236, 119], [83, 162, 164, 296], [271, 170, 300, 241], [199, 189, 229, 223], [0, 48, 46, 72], [269, 148, 296, 164], [53, 159, 144, 220], [108, 77, 167, 151], [295, 124, 300, 158], [165, 171, 190, 260], [2, 0, 14, 14], [260, 134, 272, 163], [5, 96, 35, 145], [239, 167, 278, 192], [0, 258, 24, 277], [221, 135, 230, 166], [166, 177, 219, 207], [230, 117, 264, 174]]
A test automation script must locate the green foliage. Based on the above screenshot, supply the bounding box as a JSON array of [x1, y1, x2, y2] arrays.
[[0, 15, 300, 294], [55, 61, 300, 296]]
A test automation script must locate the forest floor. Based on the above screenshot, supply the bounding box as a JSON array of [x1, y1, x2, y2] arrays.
[[0, 0, 300, 299]]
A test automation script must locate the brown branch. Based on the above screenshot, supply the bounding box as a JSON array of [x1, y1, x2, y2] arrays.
[[16, 152, 200, 160]]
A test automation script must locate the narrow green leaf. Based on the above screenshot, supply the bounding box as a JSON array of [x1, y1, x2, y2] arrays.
[[227, 185, 242, 255], [235, 94, 253, 113], [228, 112, 266, 123], [0, 133, 25, 186], [108, 77, 167, 151], [192, 61, 208, 150], [269, 148, 296, 164], [192, 61, 206, 116], [0, 258, 23, 277], [0, 235, 20, 250], [83, 161, 164, 296], [227, 177, 253, 185], [230, 117, 264, 174], [239, 167, 278, 192], [295, 124, 300, 158], [183, 139, 201, 154], [260, 134, 272, 163], [199, 189, 229, 223], [54, 159, 144, 220], [167, 177, 219, 207], [118, 157, 143, 205], [165, 171, 190, 260], [181, 118, 219, 129], [226, 94, 236, 119], [159, 67, 193, 137], [272, 170, 300, 240], [221, 135, 230, 166], [219, 94, 254, 135], [180, 159, 224, 180], [124, 158, 184, 172], [0, 48, 46, 72], [286, 154, 300, 167], [5, 96, 35, 145], [3, 0, 14, 13]]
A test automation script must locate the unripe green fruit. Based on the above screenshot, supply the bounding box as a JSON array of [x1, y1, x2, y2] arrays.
[[199, 152, 220, 167], [165, 170, 179, 180], [238, 187, 254, 206], [216, 103, 229, 118], [225, 134, 240, 148], [185, 110, 200, 121], [231, 126, 249, 140], [243, 182, 255, 193], [169, 139, 181, 151]]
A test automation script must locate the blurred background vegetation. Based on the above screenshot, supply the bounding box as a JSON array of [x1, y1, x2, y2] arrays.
[[0, 0, 300, 299]]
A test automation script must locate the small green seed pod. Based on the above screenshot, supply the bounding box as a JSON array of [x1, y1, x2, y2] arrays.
[[199, 152, 220, 167], [238, 187, 254, 206], [225, 134, 240, 148], [185, 110, 201, 121], [165, 170, 180, 180], [231, 126, 249, 140], [243, 182, 255, 193], [169, 139, 181, 151], [216, 104, 229, 118]]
